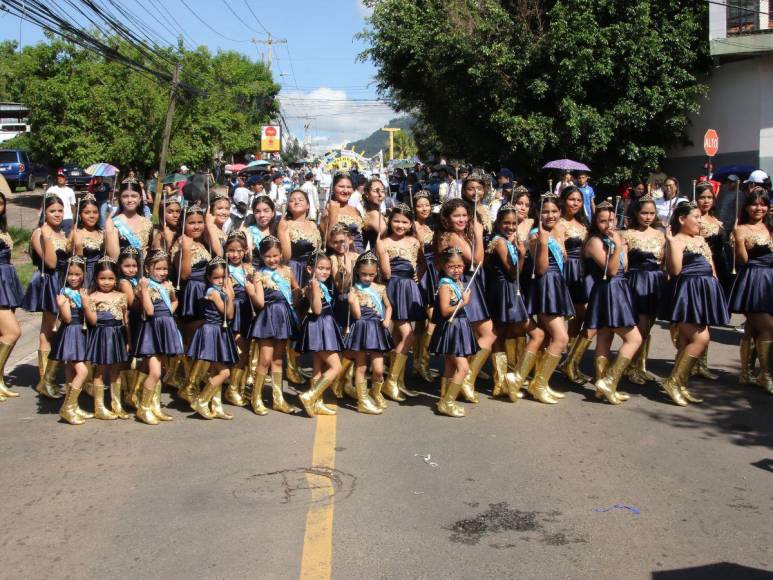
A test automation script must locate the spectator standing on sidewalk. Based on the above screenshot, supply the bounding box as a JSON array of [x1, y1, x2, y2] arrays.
[[46, 170, 77, 234]]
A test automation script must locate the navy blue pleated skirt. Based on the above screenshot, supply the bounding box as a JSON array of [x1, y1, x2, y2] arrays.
[[585, 275, 637, 329], [178, 278, 206, 320], [626, 268, 665, 317], [86, 318, 129, 366], [564, 257, 589, 304], [528, 268, 576, 318], [51, 320, 87, 362], [486, 276, 529, 323], [187, 323, 239, 364], [231, 287, 254, 335], [728, 255, 773, 315], [40, 270, 62, 314], [134, 314, 184, 357], [420, 256, 440, 306], [0, 263, 24, 309], [249, 295, 294, 341], [430, 315, 478, 357], [387, 276, 426, 321], [345, 308, 393, 352], [463, 271, 490, 323], [297, 309, 345, 353], [22, 271, 44, 313]]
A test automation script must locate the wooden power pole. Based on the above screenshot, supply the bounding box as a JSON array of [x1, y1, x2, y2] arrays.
[[381, 127, 401, 161], [154, 37, 183, 217]]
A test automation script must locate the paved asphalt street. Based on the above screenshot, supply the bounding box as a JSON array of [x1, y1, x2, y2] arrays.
[[0, 314, 771, 580]]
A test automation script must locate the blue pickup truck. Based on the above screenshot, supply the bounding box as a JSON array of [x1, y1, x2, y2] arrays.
[[0, 149, 48, 191]]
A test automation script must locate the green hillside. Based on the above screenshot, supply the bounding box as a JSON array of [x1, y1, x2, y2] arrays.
[[348, 117, 414, 157]]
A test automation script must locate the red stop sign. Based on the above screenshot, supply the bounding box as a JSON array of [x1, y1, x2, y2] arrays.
[[265, 126, 277, 137], [704, 129, 719, 157]]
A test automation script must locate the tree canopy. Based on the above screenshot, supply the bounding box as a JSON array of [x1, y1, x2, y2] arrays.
[[0, 35, 279, 173], [361, 0, 709, 184]]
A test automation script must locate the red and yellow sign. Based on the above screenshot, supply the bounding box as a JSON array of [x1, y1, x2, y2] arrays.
[[261, 125, 281, 152]]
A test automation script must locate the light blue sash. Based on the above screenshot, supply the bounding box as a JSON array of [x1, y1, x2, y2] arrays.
[[261, 267, 298, 325], [354, 282, 384, 318], [318, 279, 332, 305], [113, 216, 141, 249], [61, 287, 82, 309], [439, 276, 463, 305], [491, 235, 518, 265], [228, 264, 246, 287], [147, 278, 172, 312]]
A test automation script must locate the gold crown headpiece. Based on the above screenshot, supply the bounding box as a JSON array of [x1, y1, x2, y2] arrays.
[[356, 250, 378, 263], [147, 249, 169, 261], [260, 234, 280, 245], [208, 256, 227, 267], [227, 230, 247, 241], [330, 222, 351, 236], [637, 193, 654, 203], [68, 255, 86, 266], [392, 202, 413, 214], [596, 200, 614, 210], [79, 192, 97, 203], [97, 255, 116, 265], [120, 246, 140, 257], [442, 246, 464, 256], [498, 202, 516, 213], [186, 201, 205, 215], [414, 190, 432, 200]]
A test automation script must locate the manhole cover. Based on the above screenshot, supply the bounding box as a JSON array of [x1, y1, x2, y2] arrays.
[[233, 467, 355, 508]]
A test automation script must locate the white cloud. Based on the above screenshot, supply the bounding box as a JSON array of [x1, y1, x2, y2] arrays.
[[280, 87, 396, 154]]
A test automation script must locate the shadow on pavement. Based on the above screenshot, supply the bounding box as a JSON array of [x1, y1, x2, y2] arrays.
[[652, 562, 773, 579]]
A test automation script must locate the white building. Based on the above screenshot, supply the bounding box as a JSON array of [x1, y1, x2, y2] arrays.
[[665, 1, 773, 184]]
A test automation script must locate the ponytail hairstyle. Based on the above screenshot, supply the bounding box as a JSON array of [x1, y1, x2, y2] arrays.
[[669, 201, 698, 234]]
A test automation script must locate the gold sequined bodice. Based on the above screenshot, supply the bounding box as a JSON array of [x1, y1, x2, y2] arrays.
[[385, 241, 419, 270], [256, 267, 291, 291], [352, 283, 386, 310], [287, 220, 321, 247], [416, 225, 434, 246], [94, 294, 127, 320], [682, 237, 713, 263], [0, 231, 12, 250], [171, 240, 211, 266], [622, 231, 664, 262], [115, 216, 153, 249], [477, 206, 492, 234], [81, 231, 104, 251], [558, 218, 587, 240], [699, 217, 723, 238], [335, 212, 364, 230]]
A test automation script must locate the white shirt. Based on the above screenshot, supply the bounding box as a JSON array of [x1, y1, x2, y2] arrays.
[[270, 183, 287, 211], [300, 180, 319, 220], [655, 196, 688, 228], [46, 185, 76, 220], [349, 190, 366, 216]]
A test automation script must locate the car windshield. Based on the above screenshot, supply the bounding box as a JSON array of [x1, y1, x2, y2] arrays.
[[0, 152, 18, 163]]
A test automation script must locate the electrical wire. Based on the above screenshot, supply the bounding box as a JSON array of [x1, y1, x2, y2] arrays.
[[220, 0, 264, 35], [241, 0, 269, 35], [177, 0, 251, 43]]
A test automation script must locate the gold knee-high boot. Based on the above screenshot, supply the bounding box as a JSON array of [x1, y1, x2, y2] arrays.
[[136, 387, 159, 425], [299, 375, 335, 417], [225, 368, 247, 407], [461, 348, 490, 403], [662, 351, 698, 406], [180, 360, 209, 403], [191, 379, 220, 419], [370, 378, 387, 410], [528, 351, 561, 404], [36, 353, 63, 399], [162, 355, 181, 389], [355, 380, 382, 414], [286, 345, 307, 384], [559, 335, 592, 384], [331, 357, 354, 399], [251, 372, 268, 415], [92, 381, 117, 420], [398, 357, 418, 397], [210, 385, 234, 420], [594, 356, 632, 405], [627, 334, 659, 384], [594, 355, 630, 402], [152, 381, 173, 421], [382, 352, 408, 402], [413, 332, 437, 382], [59, 384, 86, 425], [755, 341, 773, 394], [508, 349, 537, 403], [0, 341, 19, 398], [110, 379, 131, 419], [127, 369, 145, 409], [244, 341, 259, 397], [272, 370, 298, 413], [739, 336, 760, 386], [691, 347, 718, 380], [502, 338, 519, 396], [491, 352, 508, 399], [437, 380, 466, 417]]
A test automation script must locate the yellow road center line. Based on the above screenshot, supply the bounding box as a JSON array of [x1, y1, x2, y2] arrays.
[[300, 404, 337, 580]]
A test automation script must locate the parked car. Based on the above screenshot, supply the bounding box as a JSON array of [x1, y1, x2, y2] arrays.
[[0, 149, 48, 191], [59, 164, 92, 190]]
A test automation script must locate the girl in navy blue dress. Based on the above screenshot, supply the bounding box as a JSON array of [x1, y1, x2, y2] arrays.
[[583, 202, 642, 405], [84, 257, 130, 419], [0, 191, 23, 402], [27, 195, 69, 399], [320, 173, 365, 252], [278, 189, 321, 384], [133, 249, 181, 425], [346, 251, 394, 414], [242, 194, 276, 270], [377, 203, 425, 402], [221, 231, 254, 407], [151, 195, 181, 251], [621, 195, 666, 385], [486, 203, 545, 402], [186, 257, 239, 419], [557, 186, 591, 384], [297, 252, 345, 417], [661, 202, 729, 406], [117, 247, 141, 405], [729, 188, 773, 393], [414, 191, 440, 383], [328, 223, 358, 398], [430, 247, 477, 417], [53, 257, 93, 424], [435, 198, 496, 404], [527, 193, 575, 404], [245, 236, 300, 415], [71, 193, 103, 288]]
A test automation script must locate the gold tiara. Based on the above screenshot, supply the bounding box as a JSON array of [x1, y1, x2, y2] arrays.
[[414, 190, 431, 200], [98, 255, 116, 264], [186, 202, 205, 215], [68, 255, 86, 266], [443, 246, 464, 256], [393, 202, 413, 214], [212, 191, 229, 202], [498, 202, 516, 212], [696, 181, 713, 190], [253, 194, 272, 204], [227, 230, 247, 241], [79, 192, 97, 203], [637, 193, 654, 203], [676, 200, 697, 209], [330, 222, 350, 236], [120, 246, 140, 257], [466, 172, 488, 183], [208, 256, 227, 266], [541, 192, 559, 201], [514, 185, 529, 194], [596, 200, 613, 210], [357, 250, 378, 263], [261, 234, 280, 244], [147, 249, 169, 261]]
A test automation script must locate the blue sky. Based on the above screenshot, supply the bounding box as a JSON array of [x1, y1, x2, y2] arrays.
[[0, 0, 397, 153]]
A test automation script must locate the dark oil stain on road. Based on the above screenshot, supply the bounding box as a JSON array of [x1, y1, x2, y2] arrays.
[[232, 467, 356, 508], [447, 502, 586, 547]]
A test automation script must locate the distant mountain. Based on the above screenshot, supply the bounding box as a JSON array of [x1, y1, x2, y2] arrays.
[[348, 117, 414, 157]]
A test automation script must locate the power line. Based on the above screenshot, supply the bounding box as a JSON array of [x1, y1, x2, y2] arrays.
[[145, 0, 198, 47], [241, 0, 269, 35], [221, 0, 264, 35], [177, 0, 250, 44], [284, 42, 301, 92]]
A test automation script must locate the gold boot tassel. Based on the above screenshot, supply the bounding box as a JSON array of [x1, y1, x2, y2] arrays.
[[460, 348, 490, 403], [271, 370, 298, 413], [59, 384, 86, 425], [135, 387, 159, 425], [0, 341, 19, 398]]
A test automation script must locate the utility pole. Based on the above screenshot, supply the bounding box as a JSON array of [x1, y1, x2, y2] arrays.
[[381, 127, 401, 160], [253, 34, 287, 69], [154, 36, 183, 217]]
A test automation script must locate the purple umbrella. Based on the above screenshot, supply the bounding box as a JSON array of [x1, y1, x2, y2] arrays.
[[542, 159, 591, 172]]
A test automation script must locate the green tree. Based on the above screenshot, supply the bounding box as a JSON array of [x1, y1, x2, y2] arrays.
[[361, 0, 709, 184], [0, 35, 279, 174], [393, 129, 418, 159]]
